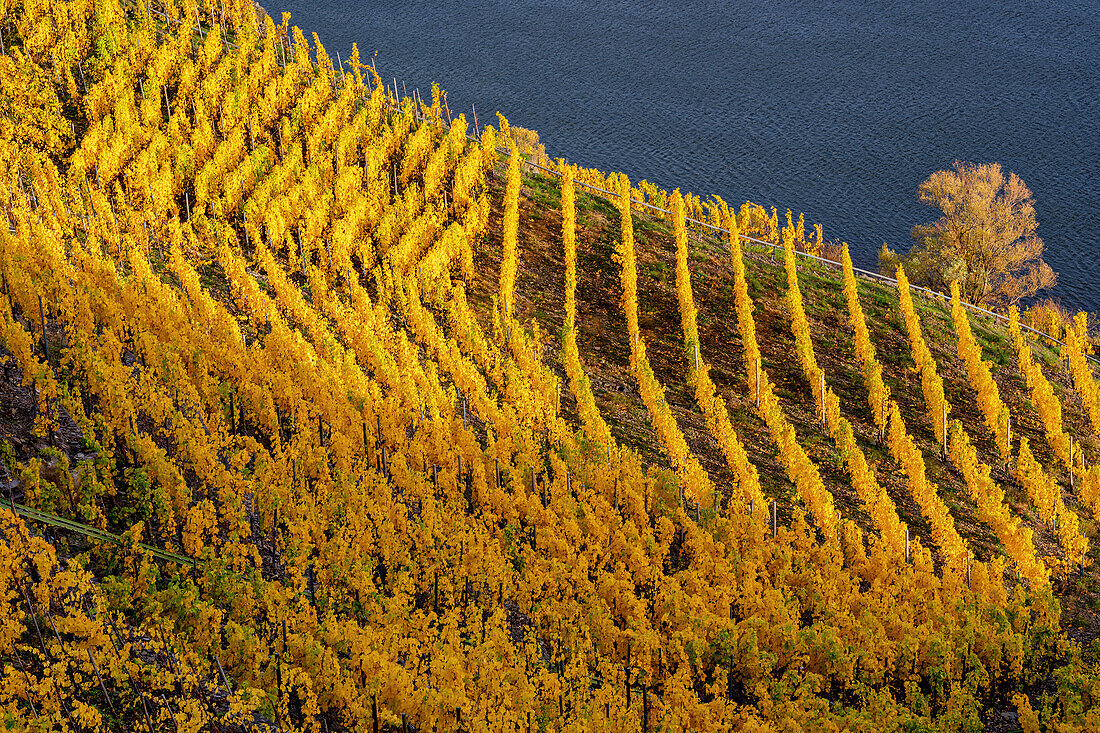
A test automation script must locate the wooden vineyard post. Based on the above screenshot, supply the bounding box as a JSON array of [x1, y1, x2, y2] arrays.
[[905, 528, 910, 563], [104, 613, 155, 733], [38, 296, 49, 365], [755, 358, 761, 407], [9, 642, 38, 719], [819, 370, 825, 429], [160, 693, 179, 732], [87, 647, 116, 717], [1070, 437, 1075, 491], [18, 573, 75, 726], [880, 396, 887, 443], [772, 499, 777, 538], [163, 630, 219, 733], [942, 404, 948, 460]]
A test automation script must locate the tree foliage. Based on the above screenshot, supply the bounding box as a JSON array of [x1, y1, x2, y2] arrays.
[[5, 1, 1100, 728], [881, 161, 1055, 306]]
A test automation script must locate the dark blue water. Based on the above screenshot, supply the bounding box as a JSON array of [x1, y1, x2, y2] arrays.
[[278, 0, 1100, 313]]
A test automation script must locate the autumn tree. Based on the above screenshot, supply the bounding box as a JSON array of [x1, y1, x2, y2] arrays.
[[880, 161, 1055, 306]]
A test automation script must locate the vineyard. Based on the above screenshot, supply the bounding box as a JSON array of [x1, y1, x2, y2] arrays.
[[3, 1, 1100, 731]]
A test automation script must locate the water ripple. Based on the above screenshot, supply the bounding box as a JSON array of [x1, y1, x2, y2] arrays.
[[283, 0, 1100, 311]]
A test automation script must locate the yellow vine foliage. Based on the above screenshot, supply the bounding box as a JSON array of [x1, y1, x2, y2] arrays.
[[633, 345, 715, 508], [729, 209, 761, 396], [1012, 694, 1041, 733], [1009, 305, 1071, 469], [886, 402, 967, 567], [896, 266, 950, 445], [841, 244, 889, 433], [951, 281, 1010, 460], [783, 227, 819, 393], [1016, 437, 1088, 569], [949, 421, 1048, 584], [730, 213, 839, 538], [618, 177, 712, 507], [563, 166, 578, 334], [693, 364, 764, 521], [499, 138, 521, 316], [1015, 438, 1059, 525], [727, 205, 740, 268], [673, 190, 700, 383], [758, 375, 838, 541], [1074, 465, 1100, 531], [671, 192, 764, 523], [617, 173, 640, 371], [1064, 319, 1100, 440], [1, 2, 1090, 728], [824, 386, 907, 559], [560, 165, 613, 450]]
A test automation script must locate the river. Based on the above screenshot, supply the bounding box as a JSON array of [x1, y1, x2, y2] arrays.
[[276, 0, 1100, 313]]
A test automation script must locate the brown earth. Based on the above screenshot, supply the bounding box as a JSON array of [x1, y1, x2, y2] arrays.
[[463, 164, 1100, 675]]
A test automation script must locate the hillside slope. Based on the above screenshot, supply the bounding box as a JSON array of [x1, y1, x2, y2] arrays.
[[2, 2, 1100, 732], [475, 164, 1100, 621]]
